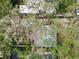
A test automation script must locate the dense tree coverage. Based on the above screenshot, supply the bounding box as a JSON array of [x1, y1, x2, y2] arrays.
[[0, 0, 79, 59]]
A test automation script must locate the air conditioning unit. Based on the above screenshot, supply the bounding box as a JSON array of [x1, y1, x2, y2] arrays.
[[76, 8, 79, 15]]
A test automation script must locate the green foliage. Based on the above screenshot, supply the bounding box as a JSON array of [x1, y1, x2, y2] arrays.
[[66, 3, 79, 14], [0, 0, 12, 19], [51, 17, 79, 59], [29, 53, 43, 59], [63, 0, 75, 6], [56, 0, 75, 13], [0, 0, 79, 59]]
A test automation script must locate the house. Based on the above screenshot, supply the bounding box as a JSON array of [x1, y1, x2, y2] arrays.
[[29, 25, 57, 47], [19, 0, 56, 14]]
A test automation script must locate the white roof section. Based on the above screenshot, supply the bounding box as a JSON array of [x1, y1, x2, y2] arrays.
[[19, 5, 39, 14]]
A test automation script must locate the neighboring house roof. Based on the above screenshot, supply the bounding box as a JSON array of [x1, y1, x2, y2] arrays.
[[19, 0, 56, 14]]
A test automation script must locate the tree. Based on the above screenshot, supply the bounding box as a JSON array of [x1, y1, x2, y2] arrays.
[[0, 0, 12, 19], [56, 0, 75, 13], [0, 0, 79, 59]]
